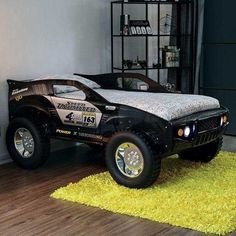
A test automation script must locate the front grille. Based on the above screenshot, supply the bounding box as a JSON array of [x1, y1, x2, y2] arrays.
[[198, 117, 221, 132], [195, 130, 219, 146]]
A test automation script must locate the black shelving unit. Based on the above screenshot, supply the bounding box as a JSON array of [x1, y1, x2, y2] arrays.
[[111, 0, 194, 93]]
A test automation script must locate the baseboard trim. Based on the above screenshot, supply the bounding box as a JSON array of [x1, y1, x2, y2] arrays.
[[222, 135, 236, 153], [0, 153, 12, 165]]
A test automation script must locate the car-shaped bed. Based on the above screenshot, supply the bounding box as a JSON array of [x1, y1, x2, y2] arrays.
[[7, 73, 229, 188]]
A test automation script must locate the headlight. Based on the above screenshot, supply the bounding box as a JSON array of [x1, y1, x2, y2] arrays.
[[184, 126, 191, 137], [221, 117, 224, 126], [177, 128, 184, 137], [192, 124, 196, 132], [221, 115, 228, 126], [177, 125, 194, 138], [223, 115, 228, 124]]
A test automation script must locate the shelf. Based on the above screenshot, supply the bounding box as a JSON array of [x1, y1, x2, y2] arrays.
[[112, 34, 191, 38], [111, 0, 194, 93], [113, 66, 191, 71], [111, 1, 192, 5]]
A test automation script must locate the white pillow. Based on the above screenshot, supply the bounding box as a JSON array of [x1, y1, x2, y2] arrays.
[[36, 74, 101, 89]]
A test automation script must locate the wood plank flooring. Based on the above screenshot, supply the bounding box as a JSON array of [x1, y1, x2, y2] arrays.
[[0, 145, 235, 236]]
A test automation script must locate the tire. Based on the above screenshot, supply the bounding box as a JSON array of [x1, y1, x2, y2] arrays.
[[105, 131, 161, 189], [6, 118, 50, 169], [179, 137, 223, 163]]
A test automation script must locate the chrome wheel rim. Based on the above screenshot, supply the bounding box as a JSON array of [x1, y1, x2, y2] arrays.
[[14, 128, 35, 159], [115, 142, 144, 178]]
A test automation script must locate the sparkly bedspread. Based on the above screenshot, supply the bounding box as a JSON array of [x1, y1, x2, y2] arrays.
[[62, 88, 220, 121], [95, 89, 220, 121]]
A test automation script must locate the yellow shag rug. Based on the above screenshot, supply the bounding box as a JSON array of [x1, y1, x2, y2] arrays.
[[51, 152, 236, 235]]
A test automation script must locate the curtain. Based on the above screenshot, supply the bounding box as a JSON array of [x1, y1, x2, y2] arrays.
[[148, 1, 205, 93], [170, 0, 205, 94], [193, 0, 205, 94]]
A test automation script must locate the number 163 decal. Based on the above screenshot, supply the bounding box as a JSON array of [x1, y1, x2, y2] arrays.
[[82, 113, 96, 127]]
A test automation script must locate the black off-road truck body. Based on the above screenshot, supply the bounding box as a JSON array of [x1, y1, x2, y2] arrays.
[[6, 73, 229, 188]]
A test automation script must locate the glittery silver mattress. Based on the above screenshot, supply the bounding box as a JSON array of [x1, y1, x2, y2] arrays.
[[61, 89, 220, 121], [95, 89, 220, 121], [42, 75, 220, 121]]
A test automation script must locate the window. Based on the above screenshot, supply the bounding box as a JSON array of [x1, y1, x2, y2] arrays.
[[117, 77, 149, 91], [53, 85, 86, 100]]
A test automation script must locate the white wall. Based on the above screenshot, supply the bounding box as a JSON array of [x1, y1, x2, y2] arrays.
[[0, 0, 111, 164]]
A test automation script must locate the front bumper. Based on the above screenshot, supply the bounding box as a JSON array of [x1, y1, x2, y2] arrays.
[[170, 108, 229, 154]]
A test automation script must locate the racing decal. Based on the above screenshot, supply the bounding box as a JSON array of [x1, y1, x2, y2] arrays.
[[64, 112, 78, 124], [65, 130, 103, 140], [57, 102, 96, 113], [51, 97, 102, 128], [82, 113, 96, 127], [56, 129, 71, 135], [12, 87, 29, 96], [77, 132, 103, 140]]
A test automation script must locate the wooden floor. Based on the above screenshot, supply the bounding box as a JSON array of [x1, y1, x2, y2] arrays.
[[0, 145, 235, 236]]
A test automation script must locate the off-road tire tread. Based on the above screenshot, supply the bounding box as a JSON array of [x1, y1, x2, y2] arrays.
[[133, 131, 161, 188], [6, 117, 50, 169], [105, 130, 161, 189]]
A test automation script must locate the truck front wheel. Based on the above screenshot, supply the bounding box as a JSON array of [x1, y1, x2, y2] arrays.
[[105, 131, 161, 189]]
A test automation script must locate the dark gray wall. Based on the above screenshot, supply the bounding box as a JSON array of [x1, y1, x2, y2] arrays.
[[201, 0, 236, 135]]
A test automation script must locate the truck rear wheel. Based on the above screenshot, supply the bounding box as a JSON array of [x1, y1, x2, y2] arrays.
[[6, 118, 50, 169], [179, 137, 223, 163], [105, 131, 161, 189]]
